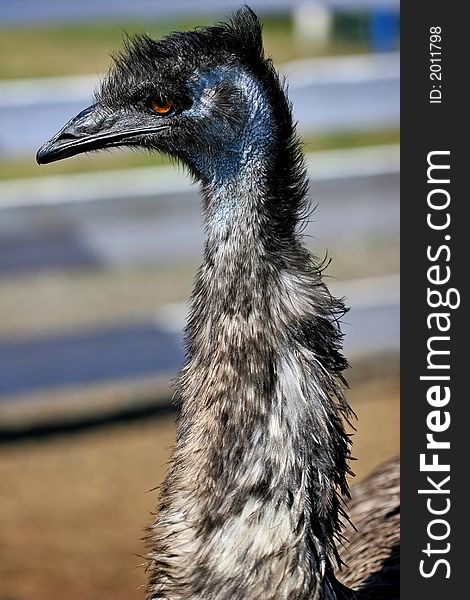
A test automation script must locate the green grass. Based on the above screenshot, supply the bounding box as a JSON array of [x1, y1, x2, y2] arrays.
[[301, 128, 399, 153], [0, 16, 368, 80], [0, 19, 204, 80], [0, 148, 172, 181], [0, 129, 399, 182]]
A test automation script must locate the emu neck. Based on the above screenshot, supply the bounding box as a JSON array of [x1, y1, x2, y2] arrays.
[[148, 104, 353, 600]]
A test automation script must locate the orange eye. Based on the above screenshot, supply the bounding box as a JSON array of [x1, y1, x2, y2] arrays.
[[151, 98, 173, 115]]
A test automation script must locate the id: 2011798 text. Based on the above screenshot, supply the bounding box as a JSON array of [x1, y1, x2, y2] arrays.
[[429, 26, 443, 104]]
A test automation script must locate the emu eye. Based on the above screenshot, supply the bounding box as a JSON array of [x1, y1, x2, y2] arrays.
[[151, 98, 174, 115]]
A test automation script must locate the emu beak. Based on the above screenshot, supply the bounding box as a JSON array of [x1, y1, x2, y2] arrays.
[[36, 103, 168, 164]]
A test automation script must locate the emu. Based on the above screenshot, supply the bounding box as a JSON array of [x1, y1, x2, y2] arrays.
[[37, 8, 399, 599]]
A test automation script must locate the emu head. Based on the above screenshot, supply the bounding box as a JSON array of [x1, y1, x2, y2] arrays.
[[36, 7, 283, 183]]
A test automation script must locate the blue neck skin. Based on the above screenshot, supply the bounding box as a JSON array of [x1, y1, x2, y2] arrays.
[[183, 66, 276, 234]]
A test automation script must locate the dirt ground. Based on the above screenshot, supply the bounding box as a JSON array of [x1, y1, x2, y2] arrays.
[[0, 371, 399, 600]]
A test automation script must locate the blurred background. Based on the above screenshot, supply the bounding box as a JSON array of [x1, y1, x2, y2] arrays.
[[0, 1, 399, 599]]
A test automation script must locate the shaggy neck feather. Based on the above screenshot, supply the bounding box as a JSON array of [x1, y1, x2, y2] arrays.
[[147, 82, 353, 600]]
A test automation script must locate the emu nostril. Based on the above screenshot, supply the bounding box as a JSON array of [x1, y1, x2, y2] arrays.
[[58, 132, 78, 141]]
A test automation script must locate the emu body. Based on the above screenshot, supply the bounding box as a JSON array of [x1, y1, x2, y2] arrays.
[[37, 8, 399, 600]]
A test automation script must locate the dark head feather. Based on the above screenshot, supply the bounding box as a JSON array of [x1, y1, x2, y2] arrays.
[[97, 6, 264, 108]]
